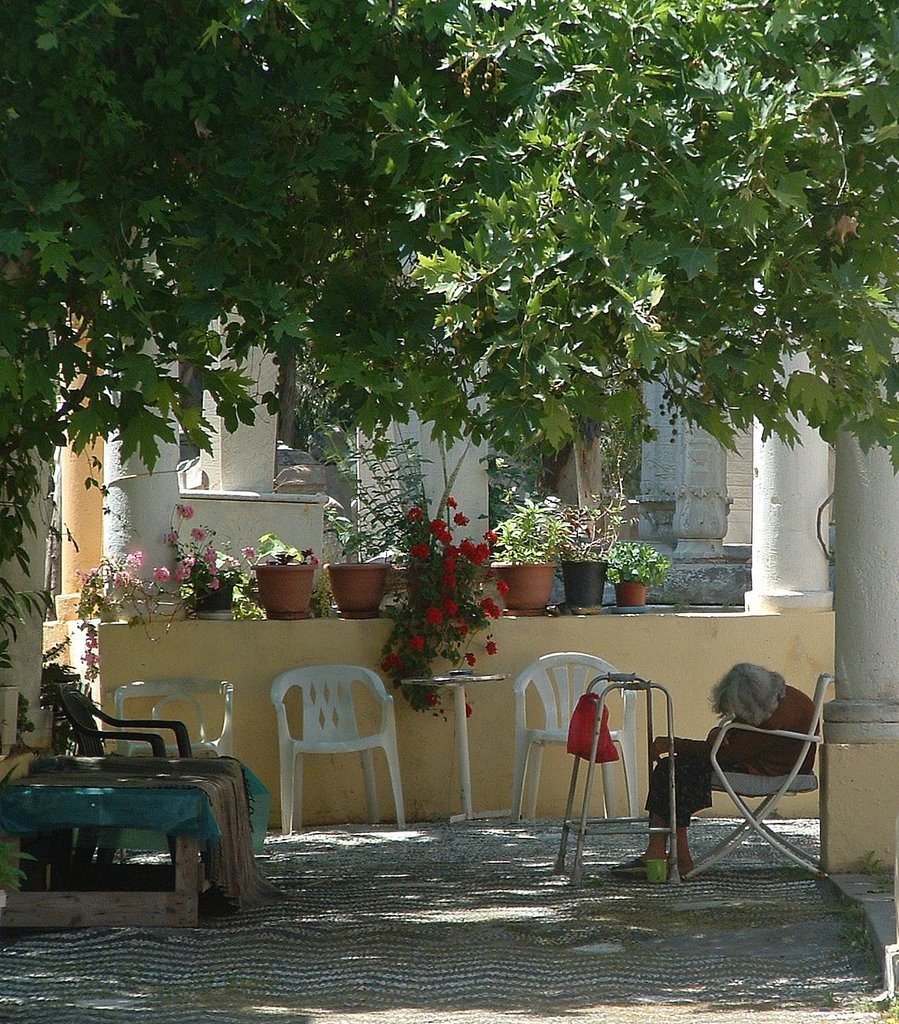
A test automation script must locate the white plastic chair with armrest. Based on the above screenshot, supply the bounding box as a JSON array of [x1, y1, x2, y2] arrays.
[[686, 672, 834, 878], [511, 653, 639, 821], [113, 678, 234, 757], [270, 665, 405, 834]]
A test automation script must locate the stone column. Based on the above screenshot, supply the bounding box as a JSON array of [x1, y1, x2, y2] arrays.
[[745, 355, 832, 614], [638, 381, 677, 545], [820, 432, 899, 871], [55, 439, 105, 620], [199, 346, 278, 493], [672, 427, 728, 559]]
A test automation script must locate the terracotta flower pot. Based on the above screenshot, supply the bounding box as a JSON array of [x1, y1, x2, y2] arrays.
[[493, 563, 557, 616], [327, 563, 389, 619], [254, 563, 315, 620], [614, 581, 648, 608]]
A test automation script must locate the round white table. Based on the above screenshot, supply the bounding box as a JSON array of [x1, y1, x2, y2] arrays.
[[401, 671, 508, 821]]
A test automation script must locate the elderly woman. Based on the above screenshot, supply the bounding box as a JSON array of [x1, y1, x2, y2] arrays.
[[611, 662, 816, 878]]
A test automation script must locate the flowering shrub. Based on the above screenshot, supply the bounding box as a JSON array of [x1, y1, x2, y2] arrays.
[[380, 497, 506, 714], [166, 504, 255, 612], [75, 550, 169, 681]]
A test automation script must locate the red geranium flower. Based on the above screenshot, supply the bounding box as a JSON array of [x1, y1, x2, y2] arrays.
[[453, 512, 469, 526], [408, 634, 426, 651], [465, 702, 473, 718], [446, 496, 458, 509], [426, 606, 443, 625], [496, 579, 510, 596], [464, 652, 477, 666], [425, 691, 439, 708], [485, 640, 497, 656], [484, 529, 498, 543], [480, 597, 502, 619], [407, 507, 425, 521], [410, 543, 431, 559], [443, 599, 459, 616]]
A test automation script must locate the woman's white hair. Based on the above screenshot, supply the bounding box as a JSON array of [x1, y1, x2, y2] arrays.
[[711, 662, 786, 726]]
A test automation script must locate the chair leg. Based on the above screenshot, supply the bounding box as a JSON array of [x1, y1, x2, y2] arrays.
[[381, 738, 406, 830], [510, 735, 532, 822], [280, 751, 301, 834], [360, 749, 380, 824], [617, 734, 640, 817], [600, 761, 617, 818], [524, 745, 544, 820]]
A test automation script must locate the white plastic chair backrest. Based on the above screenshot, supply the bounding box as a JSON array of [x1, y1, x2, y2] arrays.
[[514, 653, 620, 735], [270, 665, 390, 747], [114, 678, 233, 753]]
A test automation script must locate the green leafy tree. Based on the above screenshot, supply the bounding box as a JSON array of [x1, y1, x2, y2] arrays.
[[353, 0, 899, 457], [4, 0, 899, 671]]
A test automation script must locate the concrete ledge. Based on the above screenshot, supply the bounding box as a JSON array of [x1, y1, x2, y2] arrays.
[[826, 873, 896, 993]]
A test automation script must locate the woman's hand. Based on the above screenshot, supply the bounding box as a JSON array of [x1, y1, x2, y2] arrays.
[[650, 736, 673, 762]]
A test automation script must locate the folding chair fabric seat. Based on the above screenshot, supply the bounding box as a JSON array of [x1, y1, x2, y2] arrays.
[[716, 771, 818, 798]]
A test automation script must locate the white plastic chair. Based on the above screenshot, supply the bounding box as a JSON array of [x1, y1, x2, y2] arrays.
[[270, 665, 405, 834], [511, 653, 639, 821], [113, 678, 234, 757], [686, 672, 834, 878]]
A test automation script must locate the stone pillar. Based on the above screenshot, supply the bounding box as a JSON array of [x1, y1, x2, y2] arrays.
[[745, 355, 832, 614], [55, 439, 105, 620], [638, 381, 676, 546], [820, 432, 899, 871], [673, 427, 728, 559], [199, 346, 278, 493]]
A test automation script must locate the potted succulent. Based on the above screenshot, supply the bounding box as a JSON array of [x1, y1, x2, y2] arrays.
[[492, 496, 569, 616], [605, 541, 671, 607], [558, 502, 623, 611], [253, 534, 319, 620]]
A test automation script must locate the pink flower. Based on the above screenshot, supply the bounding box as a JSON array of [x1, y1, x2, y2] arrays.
[[209, 578, 220, 590], [242, 546, 256, 561], [163, 531, 179, 545], [190, 527, 207, 542], [203, 548, 217, 564], [177, 504, 195, 520], [153, 566, 171, 583], [124, 551, 143, 569]]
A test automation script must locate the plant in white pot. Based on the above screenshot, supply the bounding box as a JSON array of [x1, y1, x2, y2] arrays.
[[492, 496, 569, 616], [605, 541, 671, 608]]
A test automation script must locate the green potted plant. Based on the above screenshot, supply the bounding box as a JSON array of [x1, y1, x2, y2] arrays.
[[605, 541, 671, 608], [558, 501, 623, 611], [323, 437, 428, 619], [253, 534, 319, 620], [492, 496, 569, 616]]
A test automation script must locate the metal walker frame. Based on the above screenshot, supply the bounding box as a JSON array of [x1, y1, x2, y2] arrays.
[[554, 672, 681, 885]]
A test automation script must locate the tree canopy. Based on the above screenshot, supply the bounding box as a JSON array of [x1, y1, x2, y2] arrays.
[[2, 0, 899, 657]]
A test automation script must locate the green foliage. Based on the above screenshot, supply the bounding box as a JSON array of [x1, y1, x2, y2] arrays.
[[256, 535, 317, 566], [606, 541, 671, 586], [324, 437, 428, 563], [494, 496, 569, 564], [558, 502, 624, 563]]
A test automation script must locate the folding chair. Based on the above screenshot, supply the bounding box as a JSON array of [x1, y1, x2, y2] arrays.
[[686, 672, 834, 878]]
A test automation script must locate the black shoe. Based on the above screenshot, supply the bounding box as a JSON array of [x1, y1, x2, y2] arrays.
[[609, 856, 647, 879], [198, 884, 239, 917]]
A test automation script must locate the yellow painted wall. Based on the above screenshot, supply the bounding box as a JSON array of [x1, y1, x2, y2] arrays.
[[821, 742, 899, 872], [96, 610, 834, 829]]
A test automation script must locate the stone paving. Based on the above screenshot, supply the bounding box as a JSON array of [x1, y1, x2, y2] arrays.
[[0, 818, 889, 1024]]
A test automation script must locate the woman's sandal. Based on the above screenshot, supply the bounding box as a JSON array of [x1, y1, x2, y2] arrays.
[[609, 856, 647, 879]]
